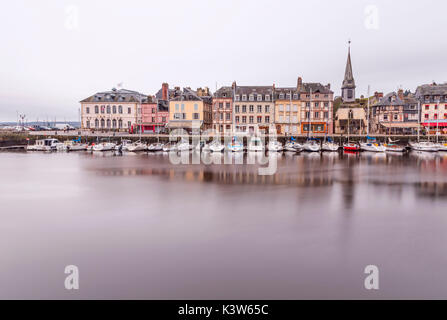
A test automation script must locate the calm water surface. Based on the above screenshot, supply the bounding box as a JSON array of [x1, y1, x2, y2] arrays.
[[1, 150, 447, 299]]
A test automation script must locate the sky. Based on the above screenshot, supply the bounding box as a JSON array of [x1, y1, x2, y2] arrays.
[[0, 0, 446, 122]]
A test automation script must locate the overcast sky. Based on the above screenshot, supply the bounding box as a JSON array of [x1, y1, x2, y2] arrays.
[[1, 0, 446, 122]]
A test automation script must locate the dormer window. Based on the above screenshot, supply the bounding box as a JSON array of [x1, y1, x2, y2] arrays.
[[257, 94, 262, 101], [242, 94, 247, 101], [249, 94, 254, 101], [265, 95, 270, 101], [293, 93, 299, 100], [235, 95, 240, 101], [279, 94, 285, 100], [286, 94, 291, 100]]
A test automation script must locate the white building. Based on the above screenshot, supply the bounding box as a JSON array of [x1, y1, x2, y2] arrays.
[[80, 88, 148, 132]]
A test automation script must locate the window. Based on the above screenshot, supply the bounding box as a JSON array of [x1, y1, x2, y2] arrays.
[[112, 105, 116, 114], [107, 119, 111, 128], [218, 103, 222, 109], [279, 116, 284, 122], [226, 113, 230, 120], [242, 95, 247, 101], [257, 116, 262, 123], [305, 111, 310, 119], [279, 104, 284, 112], [257, 94, 262, 101], [101, 105, 105, 114], [235, 105, 240, 113], [292, 116, 297, 122], [384, 114, 388, 120], [286, 93, 291, 99], [220, 113, 223, 120], [174, 113, 182, 119], [249, 94, 254, 101], [226, 102, 230, 109], [324, 102, 329, 108], [249, 116, 254, 123], [175, 104, 179, 111], [265, 116, 270, 123], [285, 125, 289, 133], [293, 105, 298, 112], [425, 114, 429, 119], [152, 108, 155, 113], [425, 105, 429, 110], [306, 102, 310, 107], [265, 105, 269, 113], [314, 102, 319, 108], [257, 105, 262, 113], [249, 105, 254, 113], [152, 117, 155, 122], [394, 114, 398, 120], [324, 112, 329, 119], [194, 103, 199, 111], [242, 116, 246, 123], [128, 107, 131, 114], [314, 112, 319, 119], [279, 94, 285, 100], [286, 104, 290, 112], [95, 119, 99, 128], [118, 119, 123, 128], [293, 93, 299, 100], [95, 105, 99, 114], [162, 117, 166, 122], [193, 113, 199, 120], [265, 95, 270, 101], [435, 105, 438, 110], [101, 119, 105, 128], [112, 119, 117, 128], [86, 120, 90, 128], [292, 125, 297, 132], [118, 105, 123, 114], [128, 121, 131, 128], [235, 116, 240, 123], [107, 105, 111, 114], [235, 95, 240, 101], [434, 114, 438, 120], [181, 104, 185, 111], [242, 105, 247, 113]]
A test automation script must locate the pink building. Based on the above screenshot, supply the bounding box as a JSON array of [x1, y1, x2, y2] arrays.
[[140, 83, 170, 133]]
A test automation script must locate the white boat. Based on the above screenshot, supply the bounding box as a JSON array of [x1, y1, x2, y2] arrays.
[[247, 137, 264, 152], [409, 141, 439, 152], [284, 141, 303, 152], [267, 140, 283, 152], [92, 142, 116, 151], [162, 142, 178, 152], [321, 142, 339, 152], [209, 141, 225, 152], [115, 139, 132, 151], [437, 143, 447, 151], [303, 140, 321, 152], [226, 137, 244, 152], [384, 144, 406, 152], [67, 142, 88, 151], [127, 141, 147, 152], [360, 141, 386, 152], [148, 142, 164, 151], [177, 140, 192, 151], [27, 138, 60, 151]]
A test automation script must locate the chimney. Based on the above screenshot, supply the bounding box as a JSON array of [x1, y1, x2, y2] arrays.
[[232, 81, 237, 90], [398, 89, 404, 100], [162, 83, 169, 100], [297, 77, 303, 90]]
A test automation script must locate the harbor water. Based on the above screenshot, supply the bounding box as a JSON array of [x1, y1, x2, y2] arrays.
[[1, 150, 447, 299]]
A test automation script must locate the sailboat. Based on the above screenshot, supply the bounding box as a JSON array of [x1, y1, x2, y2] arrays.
[[227, 136, 244, 152], [343, 109, 360, 152], [303, 87, 321, 152], [284, 137, 303, 152], [148, 118, 164, 151], [322, 137, 339, 151], [410, 101, 439, 152], [384, 137, 406, 152]]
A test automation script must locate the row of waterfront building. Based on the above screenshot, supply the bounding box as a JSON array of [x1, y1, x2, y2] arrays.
[[80, 45, 447, 135]]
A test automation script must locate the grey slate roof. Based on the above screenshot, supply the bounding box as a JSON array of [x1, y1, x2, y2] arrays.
[[80, 88, 147, 103], [302, 83, 333, 94], [171, 87, 212, 103], [213, 86, 233, 98], [415, 83, 447, 97]]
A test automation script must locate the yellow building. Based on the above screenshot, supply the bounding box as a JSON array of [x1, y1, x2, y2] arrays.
[[168, 87, 212, 132], [274, 87, 301, 135]]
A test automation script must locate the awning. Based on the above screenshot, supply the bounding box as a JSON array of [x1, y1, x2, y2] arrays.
[[422, 120, 447, 127], [168, 120, 203, 129], [380, 122, 421, 128]]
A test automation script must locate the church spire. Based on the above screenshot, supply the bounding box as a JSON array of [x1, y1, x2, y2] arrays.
[[341, 40, 356, 102]]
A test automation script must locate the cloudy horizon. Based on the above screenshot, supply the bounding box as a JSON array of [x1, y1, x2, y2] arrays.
[[1, 0, 446, 122]]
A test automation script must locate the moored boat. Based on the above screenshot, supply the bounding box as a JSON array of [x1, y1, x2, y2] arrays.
[[27, 138, 60, 151], [247, 137, 264, 152], [409, 141, 439, 152], [92, 142, 116, 151], [303, 139, 321, 152], [284, 141, 303, 152], [267, 140, 283, 152], [343, 142, 360, 152], [127, 141, 148, 152], [148, 142, 164, 151]]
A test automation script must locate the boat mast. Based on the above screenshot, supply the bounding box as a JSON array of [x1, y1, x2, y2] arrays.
[[366, 85, 370, 137], [417, 100, 420, 142], [436, 97, 440, 143], [308, 87, 312, 139]]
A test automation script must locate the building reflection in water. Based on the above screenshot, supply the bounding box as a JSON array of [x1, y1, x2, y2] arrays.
[[86, 150, 447, 203]]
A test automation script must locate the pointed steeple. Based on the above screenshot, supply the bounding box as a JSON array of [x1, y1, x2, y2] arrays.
[[341, 40, 356, 102]]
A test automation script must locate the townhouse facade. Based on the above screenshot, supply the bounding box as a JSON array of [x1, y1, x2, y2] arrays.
[[212, 86, 233, 133], [300, 82, 334, 134], [233, 84, 275, 134], [80, 88, 147, 132], [168, 87, 213, 132], [273, 85, 301, 135], [416, 83, 447, 133]]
